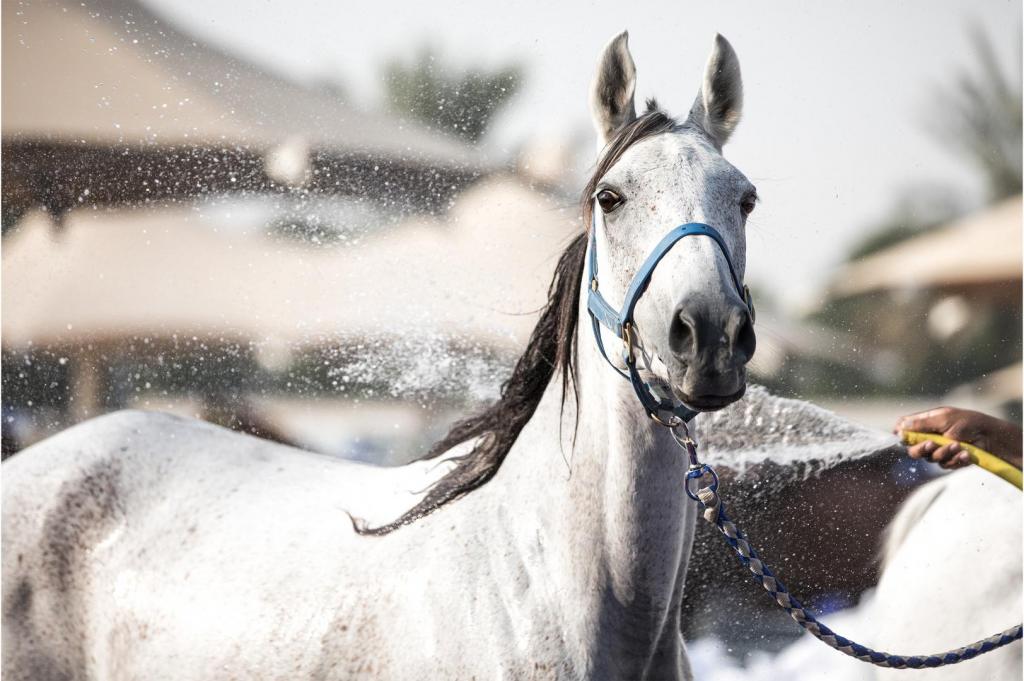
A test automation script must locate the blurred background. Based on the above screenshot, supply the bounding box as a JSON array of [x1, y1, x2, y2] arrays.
[[2, 0, 1020, 674]]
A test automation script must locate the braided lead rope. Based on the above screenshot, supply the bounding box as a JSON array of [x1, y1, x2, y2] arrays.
[[694, 485, 1023, 669]]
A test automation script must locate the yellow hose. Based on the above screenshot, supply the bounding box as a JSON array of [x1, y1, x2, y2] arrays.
[[901, 431, 1023, 490]]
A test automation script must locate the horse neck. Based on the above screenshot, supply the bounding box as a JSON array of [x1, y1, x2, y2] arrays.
[[491, 294, 697, 663]]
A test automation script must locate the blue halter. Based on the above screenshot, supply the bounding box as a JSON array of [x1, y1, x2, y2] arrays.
[[586, 207, 754, 427]]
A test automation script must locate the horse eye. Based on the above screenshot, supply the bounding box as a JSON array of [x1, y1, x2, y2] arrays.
[[740, 195, 757, 216], [597, 189, 624, 213]]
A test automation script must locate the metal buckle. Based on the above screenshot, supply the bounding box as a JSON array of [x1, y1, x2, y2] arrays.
[[621, 322, 639, 370], [743, 284, 755, 323]]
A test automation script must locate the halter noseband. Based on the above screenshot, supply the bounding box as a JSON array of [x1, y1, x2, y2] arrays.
[[586, 205, 754, 427]]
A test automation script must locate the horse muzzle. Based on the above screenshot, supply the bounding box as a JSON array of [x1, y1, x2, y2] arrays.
[[667, 296, 754, 410]]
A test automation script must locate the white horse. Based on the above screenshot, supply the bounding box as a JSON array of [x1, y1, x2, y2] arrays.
[[2, 32, 758, 680], [872, 466, 1022, 680]]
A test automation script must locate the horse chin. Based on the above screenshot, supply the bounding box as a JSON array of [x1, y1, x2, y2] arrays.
[[673, 380, 747, 412]]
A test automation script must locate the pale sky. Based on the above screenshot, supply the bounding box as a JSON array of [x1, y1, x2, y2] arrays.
[[144, 0, 1021, 311]]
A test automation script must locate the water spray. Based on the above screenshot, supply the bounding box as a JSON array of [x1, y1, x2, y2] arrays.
[[700, 385, 1022, 490], [677, 396, 1024, 670]]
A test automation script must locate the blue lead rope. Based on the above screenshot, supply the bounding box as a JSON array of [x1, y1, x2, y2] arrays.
[[682, 450, 1024, 669]]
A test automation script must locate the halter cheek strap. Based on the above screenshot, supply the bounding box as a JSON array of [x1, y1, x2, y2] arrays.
[[586, 207, 755, 427]]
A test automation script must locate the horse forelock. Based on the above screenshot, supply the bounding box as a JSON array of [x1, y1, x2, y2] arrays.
[[357, 106, 678, 536], [581, 103, 678, 227]]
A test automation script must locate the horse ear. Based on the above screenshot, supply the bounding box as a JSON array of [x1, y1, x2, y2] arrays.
[[688, 34, 743, 147], [590, 31, 637, 149]]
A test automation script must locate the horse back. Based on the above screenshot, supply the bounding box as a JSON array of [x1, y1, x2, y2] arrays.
[[874, 467, 1022, 680], [2, 409, 475, 680]]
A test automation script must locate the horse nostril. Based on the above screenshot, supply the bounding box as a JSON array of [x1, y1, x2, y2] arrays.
[[732, 310, 756, 362], [672, 302, 755, 365], [669, 311, 696, 359]]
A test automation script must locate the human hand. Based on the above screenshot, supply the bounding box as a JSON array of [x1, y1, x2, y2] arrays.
[[895, 407, 1023, 471]]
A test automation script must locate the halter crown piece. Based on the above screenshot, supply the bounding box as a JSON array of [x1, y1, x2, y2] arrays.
[[586, 201, 755, 427]]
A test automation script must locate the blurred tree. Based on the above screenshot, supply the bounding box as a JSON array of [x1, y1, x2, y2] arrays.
[[803, 190, 1021, 400], [930, 27, 1022, 202], [788, 26, 1023, 401], [383, 48, 522, 144], [838, 27, 1019, 263], [844, 189, 963, 260]]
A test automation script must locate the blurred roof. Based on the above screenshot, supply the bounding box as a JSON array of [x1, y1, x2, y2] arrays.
[[1, 176, 580, 350], [746, 313, 863, 380], [946, 361, 1023, 405], [1, 0, 486, 171], [829, 196, 1022, 299]]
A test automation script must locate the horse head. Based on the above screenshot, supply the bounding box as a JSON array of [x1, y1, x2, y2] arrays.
[[587, 31, 756, 412]]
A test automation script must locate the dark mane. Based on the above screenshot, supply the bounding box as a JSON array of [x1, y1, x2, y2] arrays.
[[358, 104, 677, 535]]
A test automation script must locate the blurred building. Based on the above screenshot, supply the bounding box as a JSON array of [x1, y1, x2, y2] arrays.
[[818, 196, 1023, 421], [830, 196, 1022, 301], [2, 0, 488, 228], [2, 0, 584, 460]]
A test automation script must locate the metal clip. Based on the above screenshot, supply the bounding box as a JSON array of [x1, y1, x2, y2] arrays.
[[685, 464, 719, 501], [649, 411, 682, 428], [671, 428, 696, 449], [671, 421, 702, 468]]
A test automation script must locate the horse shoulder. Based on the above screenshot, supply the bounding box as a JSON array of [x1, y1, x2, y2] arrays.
[[878, 473, 949, 572]]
